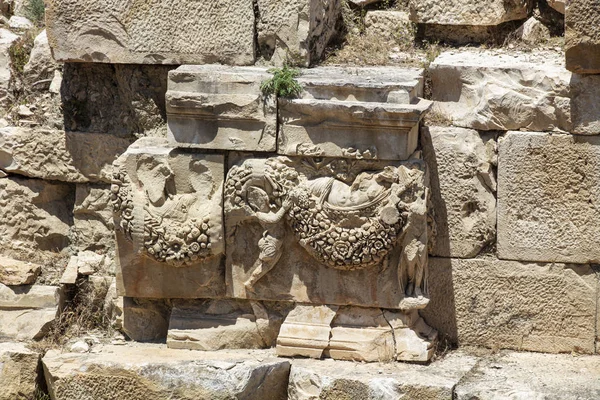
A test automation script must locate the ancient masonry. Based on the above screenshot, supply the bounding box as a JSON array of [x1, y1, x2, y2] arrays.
[[0, 0, 600, 398]]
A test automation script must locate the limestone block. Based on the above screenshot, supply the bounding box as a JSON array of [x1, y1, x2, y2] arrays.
[[455, 352, 600, 399], [566, 0, 600, 74], [498, 132, 600, 264], [288, 351, 479, 400], [168, 299, 285, 351], [570, 74, 600, 135], [112, 138, 225, 298], [166, 65, 277, 151], [72, 184, 115, 253], [430, 50, 572, 132], [0, 284, 63, 340], [0, 28, 18, 108], [408, 0, 531, 25], [256, 0, 340, 66], [0, 255, 41, 285], [364, 11, 411, 41], [23, 29, 59, 89], [548, 0, 565, 14], [384, 310, 437, 362], [61, 63, 174, 137], [0, 127, 130, 183], [0, 343, 40, 400], [279, 67, 429, 161], [421, 126, 496, 258], [277, 304, 338, 359], [225, 156, 430, 310], [425, 258, 597, 353], [516, 17, 550, 45], [45, 0, 255, 65], [0, 177, 73, 260], [121, 298, 170, 342], [42, 346, 291, 400]]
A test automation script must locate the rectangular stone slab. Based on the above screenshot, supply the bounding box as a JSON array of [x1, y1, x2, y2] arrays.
[[278, 99, 430, 160], [497, 131, 600, 263], [566, 0, 600, 73], [113, 139, 225, 298], [166, 65, 277, 151], [45, 0, 255, 65]]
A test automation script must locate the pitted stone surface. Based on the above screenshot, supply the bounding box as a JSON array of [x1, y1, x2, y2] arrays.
[[424, 258, 597, 353], [0, 343, 40, 400], [408, 0, 531, 25], [498, 132, 600, 264], [430, 50, 572, 132], [422, 126, 496, 258], [0, 28, 18, 109], [45, 0, 256, 65], [566, 0, 600, 73], [42, 345, 291, 400]]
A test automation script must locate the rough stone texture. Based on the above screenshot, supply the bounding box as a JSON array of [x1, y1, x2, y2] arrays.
[[498, 132, 600, 264], [570, 74, 600, 135], [364, 11, 411, 41], [0, 177, 73, 261], [23, 29, 59, 90], [256, 0, 340, 66], [455, 351, 600, 399], [168, 299, 286, 351], [43, 345, 291, 400], [430, 50, 572, 132], [7, 15, 31, 30], [113, 138, 225, 299], [424, 258, 597, 353], [288, 350, 478, 400], [566, 0, 600, 74], [121, 298, 170, 342], [421, 126, 496, 258], [0, 255, 40, 285], [548, 0, 565, 14], [0, 342, 41, 400], [166, 65, 277, 151], [0, 127, 130, 183], [45, 0, 256, 65], [0, 284, 63, 340], [516, 17, 550, 44], [279, 67, 429, 161], [72, 184, 115, 253], [225, 156, 430, 310], [0, 28, 18, 109], [408, 0, 531, 25], [61, 63, 174, 137]]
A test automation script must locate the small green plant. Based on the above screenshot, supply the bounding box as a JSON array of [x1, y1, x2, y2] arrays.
[[24, 0, 45, 26], [260, 65, 302, 99], [8, 30, 36, 74]]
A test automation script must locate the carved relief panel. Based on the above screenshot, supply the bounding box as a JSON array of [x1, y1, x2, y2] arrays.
[[112, 138, 225, 298], [224, 155, 430, 311]]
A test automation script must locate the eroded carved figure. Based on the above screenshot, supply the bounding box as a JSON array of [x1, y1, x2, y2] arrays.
[[225, 156, 429, 307]]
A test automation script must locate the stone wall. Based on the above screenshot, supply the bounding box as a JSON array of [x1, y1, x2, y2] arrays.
[[0, 5, 599, 398]]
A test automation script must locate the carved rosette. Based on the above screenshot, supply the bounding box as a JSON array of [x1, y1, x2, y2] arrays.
[[111, 168, 214, 267]]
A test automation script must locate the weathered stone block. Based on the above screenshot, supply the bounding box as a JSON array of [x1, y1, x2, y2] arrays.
[[23, 29, 59, 89], [112, 138, 225, 298], [288, 351, 479, 400], [72, 184, 115, 253], [0, 128, 130, 183], [364, 11, 411, 41], [498, 132, 600, 264], [279, 67, 429, 161], [0, 255, 41, 285], [42, 346, 291, 400], [455, 352, 600, 399], [548, 0, 565, 14], [408, 0, 531, 25], [166, 65, 277, 151], [0, 177, 73, 260], [225, 156, 430, 310], [45, 0, 256, 65], [121, 298, 170, 342], [0, 28, 18, 109], [167, 299, 285, 351], [566, 0, 600, 74], [257, 0, 340, 66], [570, 74, 600, 135], [0, 284, 63, 340], [430, 50, 572, 132], [425, 258, 597, 353], [0, 343, 41, 400], [422, 126, 496, 258]]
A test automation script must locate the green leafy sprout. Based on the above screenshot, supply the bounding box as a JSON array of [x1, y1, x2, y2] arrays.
[[260, 65, 303, 99]]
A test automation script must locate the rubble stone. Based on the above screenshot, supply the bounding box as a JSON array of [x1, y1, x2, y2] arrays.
[[0, 343, 40, 400], [0, 255, 40, 285]]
